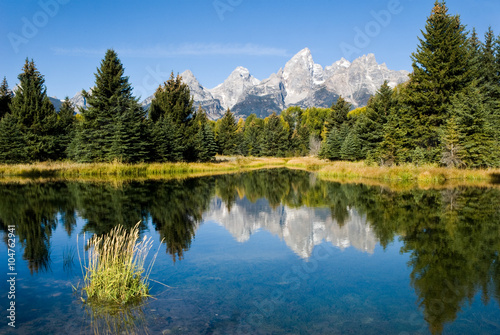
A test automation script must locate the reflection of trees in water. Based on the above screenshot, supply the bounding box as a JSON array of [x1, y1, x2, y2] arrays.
[[0, 183, 75, 273], [352, 186, 500, 334], [147, 178, 215, 262], [0, 174, 500, 333], [70, 182, 150, 235]]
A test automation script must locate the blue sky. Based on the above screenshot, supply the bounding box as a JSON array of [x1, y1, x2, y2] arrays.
[[1, 0, 499, 101]]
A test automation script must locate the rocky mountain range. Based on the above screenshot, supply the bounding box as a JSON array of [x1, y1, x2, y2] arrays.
[[55, 48, 409, 120]]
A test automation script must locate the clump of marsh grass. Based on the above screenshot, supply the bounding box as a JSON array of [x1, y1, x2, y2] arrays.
[[78, 222, 158, 306]]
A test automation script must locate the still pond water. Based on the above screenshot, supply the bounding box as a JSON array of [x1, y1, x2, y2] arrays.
[[1, 169, 500, 334]]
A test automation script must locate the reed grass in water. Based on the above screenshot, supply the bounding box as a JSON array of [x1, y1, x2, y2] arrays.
[[79, 223, 158, 305]]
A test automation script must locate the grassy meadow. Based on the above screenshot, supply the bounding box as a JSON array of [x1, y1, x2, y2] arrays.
[[0, 156, 499, 188]]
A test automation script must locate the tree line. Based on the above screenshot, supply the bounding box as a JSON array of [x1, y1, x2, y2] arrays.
[[0, 49, 218, 164], [0, 1, 498, 167], [319, 2, 500, 168]]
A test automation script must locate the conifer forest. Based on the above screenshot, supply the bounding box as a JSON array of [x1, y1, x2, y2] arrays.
[[0, 2, 498, 168]]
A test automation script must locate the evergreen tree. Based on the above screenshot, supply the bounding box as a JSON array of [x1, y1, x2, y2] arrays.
[[356, 81, 394, 159], [496, 33, 500, 89], [192, 108, 217, 162], [108, 98, 150, 162], [149, 72, 193, 125], [480, 29, 500, 146], [205, 123, 218, 160], [323, 96, 352, 139], [319, 127, 343, 160], [241, 114, 264, 156], [468, 28, 482, 73], [320, 123, 350, 161], [55, 97, 76, 159], [440, 115, 464, 168], [340, 130, 362, 161], [152, 113, 184, 162], [377, 93, 415, 166], [451, 85, 498, 167], [217, 109, 237, 155], [148, 72, 195, 161], [411, 146, 426, 166], [194, 123, 217, 162], [0, 113, 26, 163], [234, 118, 246, 155], [404, 1, 472, 161], [0, 77, 13, 119], [292, 124, 310, 156], [478, 27, 499, 110], [10, 59, 59, 161], [72, 50, 149, 162], [262, 112, 289, 157]]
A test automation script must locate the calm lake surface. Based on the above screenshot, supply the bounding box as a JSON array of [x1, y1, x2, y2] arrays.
[[1, 169, 500, 334]]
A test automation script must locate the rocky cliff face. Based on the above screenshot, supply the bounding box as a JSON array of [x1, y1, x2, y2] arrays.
[[62, 48, 409, 120], [210, 67, 260, 112], [69, 91, 87, 110], [180, 70, 225, 119], [203, 197, 377, 259]]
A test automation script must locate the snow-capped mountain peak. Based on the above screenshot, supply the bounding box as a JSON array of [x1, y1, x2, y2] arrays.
[[282, 48, 319, 105], [209, 66, 260, 110], [63, 48, 409, 120]]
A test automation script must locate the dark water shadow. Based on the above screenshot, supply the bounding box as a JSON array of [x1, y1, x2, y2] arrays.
[[490, 173, 500, 184]]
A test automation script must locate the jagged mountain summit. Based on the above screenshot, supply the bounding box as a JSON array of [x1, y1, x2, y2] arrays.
[[145, 48, 408, 119], [210, 66, 260, 111], [141, 48, 409, 119], [59, 48, 408, 119]]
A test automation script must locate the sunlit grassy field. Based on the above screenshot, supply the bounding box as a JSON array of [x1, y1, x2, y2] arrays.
[[1, 156, 499, 187]]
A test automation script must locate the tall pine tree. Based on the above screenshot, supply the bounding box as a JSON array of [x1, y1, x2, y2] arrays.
[[450, 85, 498, 168], [478, 28, 499, 111], [71, 50, 149, 162], [241, 114, 264, 156], [377, 84, 415, 165], [55, 97, 76, 159], [262, 112, 289, 157], [440, 115, 464, 168], [0, 113, 26, 163], [319, 126, 343, 161], [152, 113, 184, 162], [0, 77, 12, 119], [148, 72, 196, 161], [216, 109, 237, 155], [356, 81, 395, 159], [10, 59, 59, 161], [322, 96, 352, 139], [340, 130, 362, 161], [193, 108, 217, 162], [403, 1, 472, 162]]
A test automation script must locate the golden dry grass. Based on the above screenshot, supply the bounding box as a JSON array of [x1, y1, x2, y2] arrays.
[[1, 156, 499, 188], [0, 157, 287, 178], [286, 157, 500, 182]]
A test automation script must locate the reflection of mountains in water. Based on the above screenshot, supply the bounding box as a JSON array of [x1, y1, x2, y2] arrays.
[[203, 197, 377, 258]]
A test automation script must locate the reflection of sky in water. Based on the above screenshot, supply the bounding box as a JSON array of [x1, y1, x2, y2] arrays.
[[0, 179, 500, 334]]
